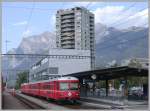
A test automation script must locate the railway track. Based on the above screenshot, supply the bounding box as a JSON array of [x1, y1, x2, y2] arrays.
[[15, 94, 45, 109], [14, 93, 112, 109]]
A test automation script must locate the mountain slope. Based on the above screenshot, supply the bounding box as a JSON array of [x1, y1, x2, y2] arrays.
[[95, 25, 148, 67], [2, 24, 148, 78]]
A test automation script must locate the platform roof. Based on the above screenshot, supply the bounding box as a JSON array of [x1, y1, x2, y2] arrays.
[[64, 66, 148, 80]]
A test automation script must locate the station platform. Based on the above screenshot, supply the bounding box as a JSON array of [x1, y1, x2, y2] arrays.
[[80, 96, 148, 109], [2, 91, 30, 109], [15, 93, 70, 110]]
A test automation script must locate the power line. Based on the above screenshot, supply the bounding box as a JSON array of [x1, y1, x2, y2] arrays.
[[23, 2, 36, 37], [99, 3, 143, 38], [2, 5, 59, 11], [108, 2, 137, 27], [112, 7, 147, 27], [97, 22, 148, 46], [97, 34, 148, 50], [60, 2, 66, 9], [95, 2, 136, 42], [99, 6, 147, 40], [86, 2, 92, 9], [95, 4, 147, 49]]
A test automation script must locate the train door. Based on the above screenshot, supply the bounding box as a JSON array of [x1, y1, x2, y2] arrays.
[[50, 82, 54, 99], [53, 81, 58, 99]]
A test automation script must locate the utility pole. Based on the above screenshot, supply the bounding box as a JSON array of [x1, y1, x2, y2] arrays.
[[5, 40, 11, 89], [5, 40, 11, 54]]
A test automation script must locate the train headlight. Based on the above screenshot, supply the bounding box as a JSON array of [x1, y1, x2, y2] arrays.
[[68, 92, 72, 96]]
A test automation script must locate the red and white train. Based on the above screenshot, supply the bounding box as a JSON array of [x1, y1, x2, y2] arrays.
[[21, 76, 80, 102]]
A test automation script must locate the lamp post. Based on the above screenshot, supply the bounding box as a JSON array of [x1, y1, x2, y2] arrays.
[[91, 74, 96, 96]]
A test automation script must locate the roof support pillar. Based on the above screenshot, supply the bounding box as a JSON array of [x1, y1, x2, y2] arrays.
[[106, 79, 108, 97]]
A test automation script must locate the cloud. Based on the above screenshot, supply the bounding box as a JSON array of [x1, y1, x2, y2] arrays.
[[92, 6, 125, 24], [22, 29, 32, 37], [49, 5, 148, 30], [12, 21, 27, 26], [49, 14, 56, 31], [92, 6, 148, 29]]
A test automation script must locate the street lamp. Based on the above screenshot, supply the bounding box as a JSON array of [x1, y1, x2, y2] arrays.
[[91, 74, 96, 80], [91, 74, 97, 96]]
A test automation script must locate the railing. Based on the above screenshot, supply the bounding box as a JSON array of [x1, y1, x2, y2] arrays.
[[61, 37, 74, 41], [61, 41, 74, 45], [61, 19, 74, 23], [61, 28, 74, 32], [82, 89, 124, 101], [61, 15, 74, 19], [61, 24, 74, 28]]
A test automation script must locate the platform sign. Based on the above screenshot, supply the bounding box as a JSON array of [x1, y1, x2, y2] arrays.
[[83, 79, 85, 84], [120, 80, 127, 84]]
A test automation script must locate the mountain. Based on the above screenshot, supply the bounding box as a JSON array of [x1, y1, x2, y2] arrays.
[[95, 24, 148, 68], [2, 31, 56, 79], [2, 24, 148, 79]]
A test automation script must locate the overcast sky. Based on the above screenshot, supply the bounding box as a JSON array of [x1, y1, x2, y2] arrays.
[[2, 2, 148, 53]]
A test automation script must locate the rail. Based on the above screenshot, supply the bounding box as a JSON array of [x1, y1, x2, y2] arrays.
[[15, 93, 45, 109]]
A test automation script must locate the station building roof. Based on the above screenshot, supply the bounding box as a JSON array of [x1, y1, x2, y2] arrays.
[[64, 66, 148, 80]]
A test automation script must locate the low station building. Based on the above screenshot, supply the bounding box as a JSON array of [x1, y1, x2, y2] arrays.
[[29, 49, 91, 82]]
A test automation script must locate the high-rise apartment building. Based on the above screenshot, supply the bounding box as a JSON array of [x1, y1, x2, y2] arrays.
[[56, 7, 95, 69]]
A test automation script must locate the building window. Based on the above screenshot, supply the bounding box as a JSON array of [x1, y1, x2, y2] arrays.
[[77, 22, 80, 24], [56, 25, 59, 28], [49, 67, 58, 74]]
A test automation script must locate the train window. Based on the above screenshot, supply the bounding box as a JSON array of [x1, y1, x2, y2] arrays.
[[43, 84, 51, 89], [43, 85, 46, 89], [59, 82, 69, 90], [70, 83, 78, 90], [47, 85, 51, 89], [49, 67, 58, 74]]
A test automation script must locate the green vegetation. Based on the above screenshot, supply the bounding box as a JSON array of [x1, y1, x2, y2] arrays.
[[15, 71, 29, 89], [127, 76, 148, 88], [96, 77, 148, 89]]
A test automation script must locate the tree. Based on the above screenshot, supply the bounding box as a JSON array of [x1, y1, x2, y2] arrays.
[[127, 76, 148, 88], [128, 58, 142, 68], [15, 71, 29, 89]]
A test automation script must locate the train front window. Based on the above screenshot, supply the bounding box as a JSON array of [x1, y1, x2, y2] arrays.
[[70, 83, 78, 90], [59, 82, 69, 90]]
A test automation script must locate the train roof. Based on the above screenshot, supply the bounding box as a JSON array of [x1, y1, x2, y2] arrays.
[[21, 76, 78, 85]]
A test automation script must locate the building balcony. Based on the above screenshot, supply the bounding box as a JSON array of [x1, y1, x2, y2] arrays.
[[61, 45, 75, 49], [61, 15, 74, 19], [61, 40, 75, 45], [61, 32, 74, 36], [90, 20, 94, 23], [61, 32, 74, 37], [61, 24, 74, 28], [61, 28, 74, 32], [90, 24, 94, 27], [61, 37, 74, 41], [61, 19, 74, 23]]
